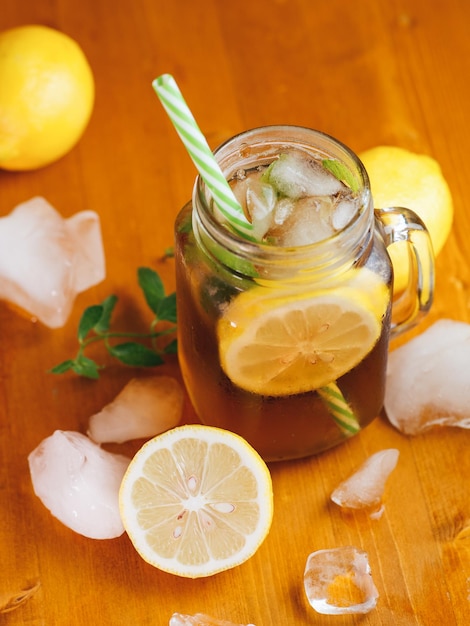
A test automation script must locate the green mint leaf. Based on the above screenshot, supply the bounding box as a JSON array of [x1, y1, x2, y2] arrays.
[[71, 356, 101, 379], [138, 267, 165, 315], [78, 305, 104, 342], [94, 295, 118, 333], [322, 159, 359, 192], [157, 292, 177, 323], [50, 266, 177, 379], [108, 342, 164, 367], [164, 338, 178, 354], [164, 246, 175, 258], [49, 360, 75, 374]]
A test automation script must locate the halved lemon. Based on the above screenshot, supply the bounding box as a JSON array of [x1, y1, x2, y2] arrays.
[[218, 269, 388, 396], [119, 425, 273, 578]]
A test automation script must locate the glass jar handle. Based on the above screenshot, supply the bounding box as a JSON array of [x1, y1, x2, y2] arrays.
[[375, 207, 435, 337]]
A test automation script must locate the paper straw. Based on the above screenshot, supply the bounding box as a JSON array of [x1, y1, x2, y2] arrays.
[[317, 383, 360, 436], [153, 73, 359, 436], [152, 74, 255, 240]]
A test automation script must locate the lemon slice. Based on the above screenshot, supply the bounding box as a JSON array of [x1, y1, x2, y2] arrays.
[[218, 269, 388, 396], [119, 425, 273, 578]]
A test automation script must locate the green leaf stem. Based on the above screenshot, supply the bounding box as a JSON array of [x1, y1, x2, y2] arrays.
[[50, 267, 177, 379]]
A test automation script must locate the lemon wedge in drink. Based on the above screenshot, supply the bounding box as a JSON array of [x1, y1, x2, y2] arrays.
[[217, 268, 388, 396], [119, 425, 273, 578]]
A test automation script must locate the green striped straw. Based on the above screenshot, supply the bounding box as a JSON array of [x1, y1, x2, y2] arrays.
[[152, 74, 255, 240], [152, 73, 359, 437], [317, 382, 360, 436]]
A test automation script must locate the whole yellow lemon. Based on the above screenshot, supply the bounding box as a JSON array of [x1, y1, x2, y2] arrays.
[[359, 146, 453, 292], [0, 25, 94, 171]]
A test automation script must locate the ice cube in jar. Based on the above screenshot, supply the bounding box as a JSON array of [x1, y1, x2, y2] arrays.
[[229, 150, 360, 247]]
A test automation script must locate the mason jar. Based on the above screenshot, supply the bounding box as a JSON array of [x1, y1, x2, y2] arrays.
[[174, 126, 434, 461]]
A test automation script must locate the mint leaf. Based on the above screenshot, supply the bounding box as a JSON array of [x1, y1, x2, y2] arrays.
[[322, 159, 359, 192], [78, 305, 104, 341], [157, 292, 177, 323], [138, 267, 165, 314], [94, 295, 118, 333], [108, 342, 164, 366], [164, 338, 178, 354], [71, 355, 101, 379], [50, 267, 177, 379], [49, 360, 75, 374]]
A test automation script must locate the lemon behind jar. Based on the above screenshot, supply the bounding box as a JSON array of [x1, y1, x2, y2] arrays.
[[359, 146, 453, 293]]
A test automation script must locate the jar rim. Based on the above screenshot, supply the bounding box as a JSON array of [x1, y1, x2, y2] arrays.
[[192, 125, 373, 275]]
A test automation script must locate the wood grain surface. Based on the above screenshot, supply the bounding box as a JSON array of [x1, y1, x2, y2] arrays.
[[1, 1, 469, 624]]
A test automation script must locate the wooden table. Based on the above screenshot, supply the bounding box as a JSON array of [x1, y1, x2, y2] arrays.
[[1, 1, 469, 624]]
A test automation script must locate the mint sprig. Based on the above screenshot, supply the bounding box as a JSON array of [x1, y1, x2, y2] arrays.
[[50, 267, 177, 379]]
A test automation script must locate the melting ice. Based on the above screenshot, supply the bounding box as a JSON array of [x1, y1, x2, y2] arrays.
[[229, 151, 360, 245], [169, 614, 256, 626], [331, 449, 399, 518], [384, 319, 470, 435], [304, 546, 379, 615], [28, 430, 129, 539], [88, 375, 185, 444], [0, 196, 105, 328]]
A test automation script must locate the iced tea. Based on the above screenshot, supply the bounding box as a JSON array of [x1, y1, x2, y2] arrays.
[[174, 126, 433, 461]]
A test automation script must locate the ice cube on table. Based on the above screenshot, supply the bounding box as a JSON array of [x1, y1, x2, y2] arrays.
[[331, 449, 399, 518], [264, 152, 345, 199], [28, 430, 129, 539], [169, 613, 255, 626], [0, 196, 105, 328], [88, 376, 185, 444], [384, 319, 470, 435], [304, 546, 379, 615]]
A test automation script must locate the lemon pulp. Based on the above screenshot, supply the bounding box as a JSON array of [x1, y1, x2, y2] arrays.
[[119, 425, 273, 578], [217, 268, 389, 396]]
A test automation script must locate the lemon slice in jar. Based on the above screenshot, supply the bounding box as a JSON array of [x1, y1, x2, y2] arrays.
[[119, 425, 273, 579], [217, 268, 388, 396]]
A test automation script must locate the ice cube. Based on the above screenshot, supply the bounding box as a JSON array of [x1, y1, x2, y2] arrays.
[[0, 197, 105, 328], [272, 197, 295, 226], [331, 449, 399, 517], [332, 196, 359, 230], [169, 613, 255, 626], [230, 173, 250, 215], [265, 151, 344, 199], [246, 180, 277, 240], [88, 376, 185, 444], [28, 430, 129, 539], [304, 546, 379, 615], [271, 196, 336, 246], [384, 319, 470, 435], [230, 170, 277, 240]]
